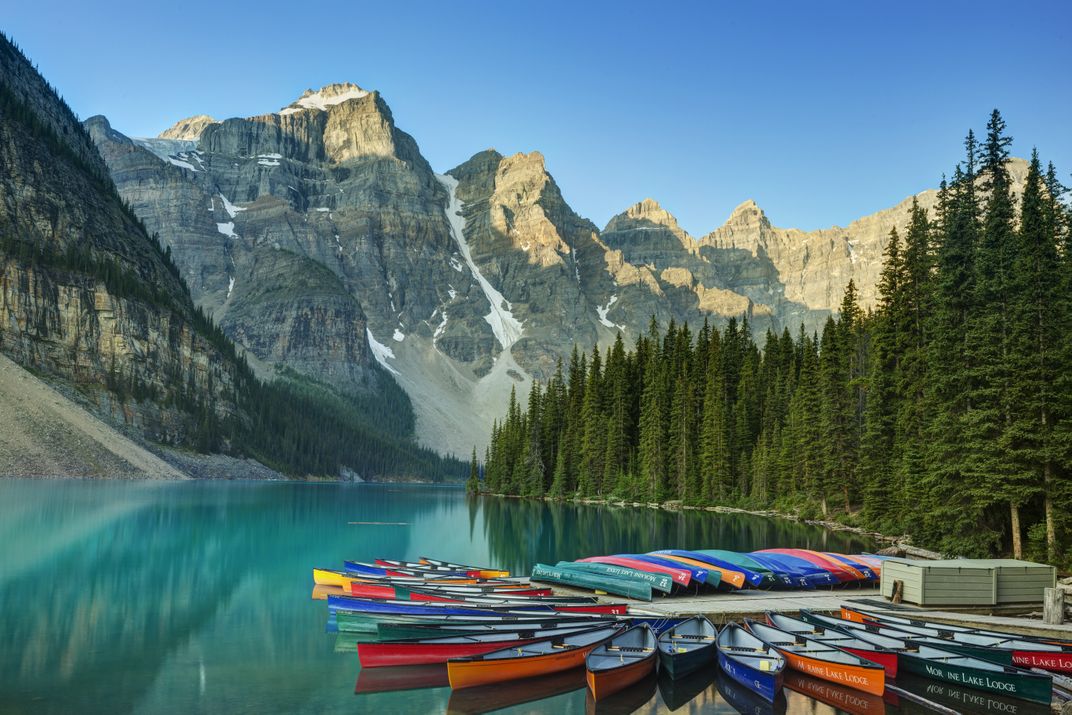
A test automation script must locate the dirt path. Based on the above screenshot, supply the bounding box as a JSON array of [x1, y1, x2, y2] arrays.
[[0, 354, 187, 478]]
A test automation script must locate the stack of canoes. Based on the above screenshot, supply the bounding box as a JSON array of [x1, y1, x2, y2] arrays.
[[534, 548, 882, 599], [317, 556, 1061, 708]]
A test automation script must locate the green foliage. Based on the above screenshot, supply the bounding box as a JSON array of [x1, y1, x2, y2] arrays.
[[481, 112, 1072, 564]]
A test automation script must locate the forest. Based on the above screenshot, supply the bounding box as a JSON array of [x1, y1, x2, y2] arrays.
[[479, 111, 1071, 564]]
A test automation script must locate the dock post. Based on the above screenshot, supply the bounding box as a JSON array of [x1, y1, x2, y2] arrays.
[[1044, 587, 1065, 625]]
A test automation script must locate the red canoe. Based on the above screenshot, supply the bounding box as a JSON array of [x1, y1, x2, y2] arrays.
[[358, 624, 603, 667], [578, 556, 692, 587]]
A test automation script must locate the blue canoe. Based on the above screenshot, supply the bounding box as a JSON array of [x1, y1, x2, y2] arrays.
[[746, 552, 836, 588], [326, 595, 552, 617], [653, 549, 769, 588], [717, 622, 786, 702], [622, 554, 709, 586]]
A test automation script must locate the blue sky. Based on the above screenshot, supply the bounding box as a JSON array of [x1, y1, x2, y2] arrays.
[[6, 1, 1070, 234]]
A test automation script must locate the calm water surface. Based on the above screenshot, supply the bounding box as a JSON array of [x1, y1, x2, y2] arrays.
[[0, 480, 1002, 714]]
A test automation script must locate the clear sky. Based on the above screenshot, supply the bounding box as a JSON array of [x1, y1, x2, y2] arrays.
[[6, 1, 1070, 234]]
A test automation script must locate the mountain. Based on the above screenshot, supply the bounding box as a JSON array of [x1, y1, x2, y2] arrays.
[[0, 34, 244, 448], [88, 80, 1028, 457], [0, 35, 461, 480]]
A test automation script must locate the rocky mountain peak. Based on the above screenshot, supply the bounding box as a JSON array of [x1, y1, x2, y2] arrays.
[[280, 82, 369, 114], [159, 114, 218, 141], [603, 198, 688, 239], [724, 198, 770, 229]]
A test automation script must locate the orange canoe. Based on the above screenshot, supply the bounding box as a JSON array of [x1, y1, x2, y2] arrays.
[[747, 620, 885, 696], [585, 625, 657, 700], [654, 554, 747, 589], [447, 625, 622, 690]]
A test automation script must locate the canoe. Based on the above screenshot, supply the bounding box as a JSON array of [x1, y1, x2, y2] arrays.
[[717, 622, 786, 702], [446, 624, 623, 689], [656, 615, 717, 679], [783, 670, 886, 715], [840, 607, 1072, 672], [585, 624, 657, 700], [799, 611, 1054, 705], [375, 559, 483, 576], [376, 617, 613, 642], [353, 587, 595, 606], [313, 568, 364, 589], [557, 561, 675, 594], [843, 605, 1072, 653], [693, 549, 791, 588], [338, 610, 600, 633], [745, 552, 837, 587], [357, 623, 604, 667], [445, 667, 586, 714], [648, 552, 745, 589], [330, 594, 621, 617], [349, 582, 552, 600], [653, 549, 769, 588], [530, 563, 652, 601], [745, 619, 885, 695], [765, 611, 899, 677], [822, 553, 879, 580], [419, 556, 511, 579], [578, 555, 692, 587], [755, 549, 862, 583], [342, 562, 490, 585], [622, 554, 713, 587]]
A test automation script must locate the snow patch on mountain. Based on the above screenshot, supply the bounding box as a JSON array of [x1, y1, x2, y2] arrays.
[[436, 173, 524, 351], [366, 328, 399, 375], [279, 84, 369, 115]]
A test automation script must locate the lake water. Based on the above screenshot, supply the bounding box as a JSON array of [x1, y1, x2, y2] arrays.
[[0, 480, 983, 714]]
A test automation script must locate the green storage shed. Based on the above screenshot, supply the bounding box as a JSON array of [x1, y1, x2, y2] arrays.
[[880, 560, 997, 606], [880, 558, 1057, 607]]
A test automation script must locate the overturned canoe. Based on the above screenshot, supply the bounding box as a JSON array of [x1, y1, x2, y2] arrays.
[[657, 615, 717, 679], [745, 619, 885, 695], [530, 563, 652, 601], [653, 549, 768, 588], [446, 624, 623, 690], [577, 555, 692, 587], [556, 561, 674, 594], [717, 622, 786, 702], [586, 624, 657, 700], [648, 552, 744, 589]]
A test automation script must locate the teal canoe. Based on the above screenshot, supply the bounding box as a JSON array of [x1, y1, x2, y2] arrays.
[[557, 561, 674, 594], [530, 563, 652, 601]]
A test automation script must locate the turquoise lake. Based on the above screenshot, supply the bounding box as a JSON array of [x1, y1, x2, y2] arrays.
[[0, 480, 1005, 714]]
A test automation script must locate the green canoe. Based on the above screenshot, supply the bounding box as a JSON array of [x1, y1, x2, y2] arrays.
[[530, 563, 652, 601], [693, 549, 779, 586], [899, 645, 1053, 705], [556, 561, 674, 594]]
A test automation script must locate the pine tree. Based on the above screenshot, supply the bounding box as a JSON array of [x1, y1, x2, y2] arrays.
[[637, 347, 667, 502], [1006, 152, 1062, 560], [466, 446, 480, 493]]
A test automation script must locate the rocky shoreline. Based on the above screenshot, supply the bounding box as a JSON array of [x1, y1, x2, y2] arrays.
[[481, 491, 943, 559]]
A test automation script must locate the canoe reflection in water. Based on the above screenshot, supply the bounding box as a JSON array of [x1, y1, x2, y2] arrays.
[[353, 663, 449, 694], [895, 673, 1053, 715], [656, 666, 715, 711], [714, 671, 788, 715], [584, 669, 657, 715], [445, 667, 586, 714], [782, 669, 885, 715]]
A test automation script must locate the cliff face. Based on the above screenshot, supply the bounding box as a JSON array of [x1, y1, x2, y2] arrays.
[[0, 35, 242, 445]]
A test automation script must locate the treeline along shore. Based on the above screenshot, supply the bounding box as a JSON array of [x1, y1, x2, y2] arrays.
[[476, 111, 1071, 567]]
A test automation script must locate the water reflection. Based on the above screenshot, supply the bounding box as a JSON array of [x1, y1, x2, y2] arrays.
[[0, 480, 925, 715]]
